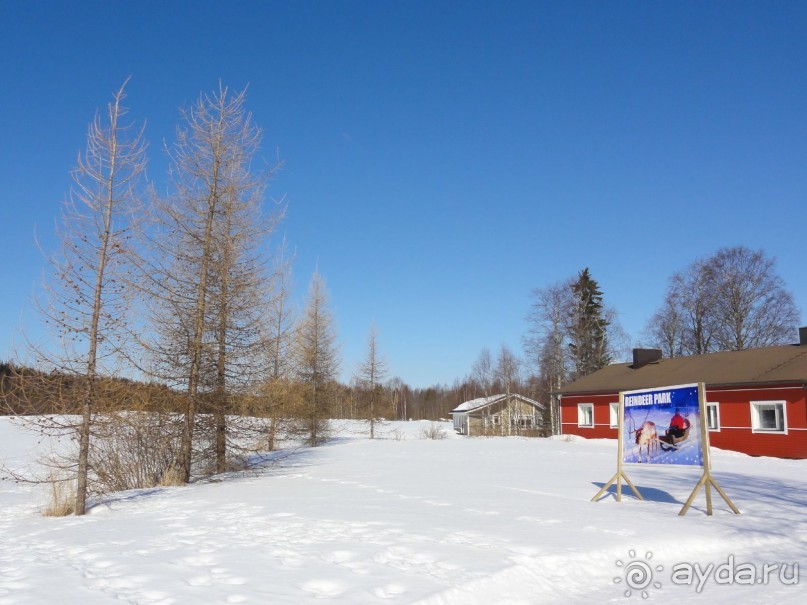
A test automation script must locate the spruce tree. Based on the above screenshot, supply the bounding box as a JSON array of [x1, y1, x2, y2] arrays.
[[567, 268, 610, 378]]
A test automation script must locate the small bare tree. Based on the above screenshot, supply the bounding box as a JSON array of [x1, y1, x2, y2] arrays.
[[355, 323, 387, 439]]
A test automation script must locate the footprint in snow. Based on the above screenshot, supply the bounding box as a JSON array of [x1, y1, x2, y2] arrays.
[[301, 579, 345, 598], [374, 583, 407, 599]]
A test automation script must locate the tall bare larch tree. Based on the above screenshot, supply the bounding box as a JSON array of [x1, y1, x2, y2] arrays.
[[294, 271, 340, 446], [36, 79, 147, 514], [259, 240, 296, 450], [145, 85, 279, 481]]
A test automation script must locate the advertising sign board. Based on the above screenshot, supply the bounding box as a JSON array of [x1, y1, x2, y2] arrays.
[[622, 383, 702, 467]]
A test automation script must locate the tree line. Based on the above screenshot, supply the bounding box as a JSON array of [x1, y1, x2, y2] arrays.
[[449, 246, 799, 436]]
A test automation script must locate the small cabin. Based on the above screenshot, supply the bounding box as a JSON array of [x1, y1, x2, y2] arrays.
[[451, 393, 544, 436]]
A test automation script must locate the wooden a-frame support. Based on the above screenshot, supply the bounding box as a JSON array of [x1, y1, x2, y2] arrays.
[[679, 384, 739, 515], [679, 468, 740, 516], [591, 468, 643, 502], [591, 393, 643, 503]]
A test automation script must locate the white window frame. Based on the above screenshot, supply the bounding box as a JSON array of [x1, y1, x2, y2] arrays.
[[750, 401, 787, 434], [578, 403, 594, 428], [706, 402, 720, 432], [609, 402, 619, 428]]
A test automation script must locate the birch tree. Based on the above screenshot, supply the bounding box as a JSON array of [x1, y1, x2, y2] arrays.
[[524, 280, 572, 435], [708, 246, 799, 350], [495, 344, 521, 433], [645, 246, 798, 355], [471, 348, 494, 398]]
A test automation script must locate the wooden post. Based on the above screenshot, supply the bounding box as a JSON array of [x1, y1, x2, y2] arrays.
[[592, 392, 643, 502], [679, 383, 740, 516]]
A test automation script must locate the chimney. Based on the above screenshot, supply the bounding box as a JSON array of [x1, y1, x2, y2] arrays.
[[632, 348, 662, 369], [800, 326, 807, 346]]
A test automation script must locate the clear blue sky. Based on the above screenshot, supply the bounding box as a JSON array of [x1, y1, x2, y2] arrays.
[[1, 1, 805, 388]]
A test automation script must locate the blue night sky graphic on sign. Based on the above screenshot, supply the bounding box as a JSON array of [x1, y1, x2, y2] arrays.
[[622, 384, 703, 467]]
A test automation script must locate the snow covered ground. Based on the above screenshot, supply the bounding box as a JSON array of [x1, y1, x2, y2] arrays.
[[0, 418, 804, 604]]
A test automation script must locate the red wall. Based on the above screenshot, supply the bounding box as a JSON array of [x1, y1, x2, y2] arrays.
[[560, 385, 807, 459], [560, 393, 618, 439]]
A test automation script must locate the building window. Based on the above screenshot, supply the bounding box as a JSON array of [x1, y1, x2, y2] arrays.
[[750, 401, 787, 433], [706, 402, 720, 432], [578, 403, 594, 428], [609, 402, 619, 428]]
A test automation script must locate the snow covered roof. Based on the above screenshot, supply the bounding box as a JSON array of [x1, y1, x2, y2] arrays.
[[450, 393, 544, 414]]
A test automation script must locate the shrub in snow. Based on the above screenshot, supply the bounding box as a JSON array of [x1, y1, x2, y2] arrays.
[[419, 422, 448, 440], [43, 472, 76, 517], [90, 412, 182, 492]]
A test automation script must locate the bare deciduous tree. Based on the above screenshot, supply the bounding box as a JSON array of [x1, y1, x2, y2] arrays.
[[471, 348, 494, 398], [708, 246, 799, 350], [495, 344, 522, 433], [495, 344, 521, 398], [672, 260, 718, 355], [644, 295, 686, 359], [524, 279, 572, 435], [645, 246, 798, 356]]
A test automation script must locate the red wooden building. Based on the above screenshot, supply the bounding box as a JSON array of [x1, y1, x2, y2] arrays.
[[558, 330, 807, 459]]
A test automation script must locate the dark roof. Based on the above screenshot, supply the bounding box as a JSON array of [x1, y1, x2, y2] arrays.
[[559, 344, 807, 395]]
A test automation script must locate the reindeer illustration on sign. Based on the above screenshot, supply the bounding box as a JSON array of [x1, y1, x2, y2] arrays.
[[627, 409, 659, 463]]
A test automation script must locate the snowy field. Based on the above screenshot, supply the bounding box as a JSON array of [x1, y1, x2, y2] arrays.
[[0, 418, 805, 604]]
